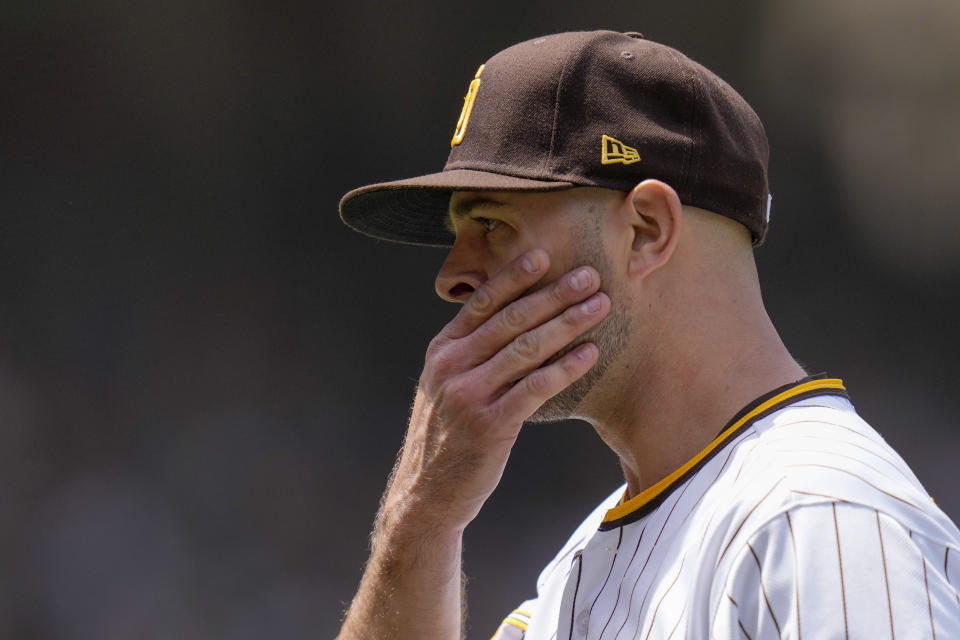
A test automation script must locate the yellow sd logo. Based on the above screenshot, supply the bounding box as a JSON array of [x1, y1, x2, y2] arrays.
[[451, 64, 485, 147]]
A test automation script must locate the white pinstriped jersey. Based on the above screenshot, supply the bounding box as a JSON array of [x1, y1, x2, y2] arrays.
[[490, 377, 960, 639]]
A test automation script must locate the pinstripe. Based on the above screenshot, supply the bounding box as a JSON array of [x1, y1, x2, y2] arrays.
[[713, 444, 742, 488], [717, 477, 786, 566], [947, 548, 960, 610], [746, 542, 782, 639], [613, 484, 693, 640], [790, 417, 877, 441], [876, 510, 895, 639], [779, 417, 916, 472], [698, 508, 718, 555], [791, 489, 848, 502], [732, 427, 760, 483], [610, 555, 651, 639], [678, 427, 758, 586], [785, 463, 921, 510], [664, 604, 684, 640], [802, 446, 905, 485], [596, 525, 647, 640], [567, 554, 583, 640], [552, 534, 591, 575], [785, 512, 802, 640], [827, 445, 911, 482], [641, 557, 685, 640], [764, 432, 913, 483], [737, 618, 753, 640], [697, 445, 744, 553], [701, 500, 784, 628], [714, 597, 738, 640], [923, 556, 936, 639], [632, 474, 708, 620], [709, 592, 739, 638], [678, 443, 740, 535], [584, 527, 623, 630], [832, 504, 850, 640], [600, 525, 647, 638]]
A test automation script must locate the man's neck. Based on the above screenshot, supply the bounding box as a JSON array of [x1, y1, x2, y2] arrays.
[[580, 317, 806, 498]]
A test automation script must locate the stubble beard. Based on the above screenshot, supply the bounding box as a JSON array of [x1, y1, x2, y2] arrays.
[[524, 300, 631, 423], [524, 220, 632, 424]]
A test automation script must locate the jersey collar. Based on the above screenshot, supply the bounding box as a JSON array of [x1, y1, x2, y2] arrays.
[[598, 375, 848, 531]]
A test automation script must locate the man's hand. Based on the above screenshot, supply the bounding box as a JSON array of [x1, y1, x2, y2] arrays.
[[385, 249, 611, 534], [338, 249, 610, 640]]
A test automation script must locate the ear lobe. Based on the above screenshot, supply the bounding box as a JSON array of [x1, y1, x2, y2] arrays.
[[627, 179, 682, 278]]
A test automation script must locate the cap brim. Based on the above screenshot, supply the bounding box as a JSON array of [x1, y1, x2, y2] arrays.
[[339, 169, 576, 246]]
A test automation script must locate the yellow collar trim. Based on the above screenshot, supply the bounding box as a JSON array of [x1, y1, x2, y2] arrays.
[[601, 378, 846, 525]]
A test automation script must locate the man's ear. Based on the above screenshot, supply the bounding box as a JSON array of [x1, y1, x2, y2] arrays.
[[625, 179, 682, 279]]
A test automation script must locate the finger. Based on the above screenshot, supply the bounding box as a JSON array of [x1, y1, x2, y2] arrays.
[[496, 343, 600, 420], [460, 265, 602, 366], [441, 249, 549, 340], [474, 291, 610, 392]]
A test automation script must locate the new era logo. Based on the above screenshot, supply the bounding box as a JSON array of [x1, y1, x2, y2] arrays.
[[601, 135, 641, 165]]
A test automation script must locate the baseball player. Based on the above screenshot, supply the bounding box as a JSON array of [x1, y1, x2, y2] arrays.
[[335, 31, 960, 639]]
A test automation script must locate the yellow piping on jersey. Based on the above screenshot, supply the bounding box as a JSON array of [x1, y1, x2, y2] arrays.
[[504, 617, 528, 631], [489, 609, 531, 639], [601, 378, 847, 525]]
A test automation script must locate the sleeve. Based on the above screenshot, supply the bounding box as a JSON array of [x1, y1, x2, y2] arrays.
[[489, 599, 536, 640], [712, 502, 960, 639]]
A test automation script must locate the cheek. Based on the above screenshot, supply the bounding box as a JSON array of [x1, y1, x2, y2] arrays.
[[486, 233, 534, 273], [517, 259, 574, 299], [541, 264, 572, 290]]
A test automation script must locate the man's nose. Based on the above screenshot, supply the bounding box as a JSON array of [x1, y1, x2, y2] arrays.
[[434, 239, 486, 303]]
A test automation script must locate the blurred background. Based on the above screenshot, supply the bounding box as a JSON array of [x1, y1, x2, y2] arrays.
[[1, 0, 958, 638]]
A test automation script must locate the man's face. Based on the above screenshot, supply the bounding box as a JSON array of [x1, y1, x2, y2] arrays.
[[436, 188, 632, 422]]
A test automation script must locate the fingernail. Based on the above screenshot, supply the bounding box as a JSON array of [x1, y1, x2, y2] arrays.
[[576, 344, 594, 360], [580, 295, 602, 314], [571, 268, 591, 290], [522, 254, 539, 273]]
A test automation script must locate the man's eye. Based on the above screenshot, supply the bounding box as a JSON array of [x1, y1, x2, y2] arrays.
[[474, 217, 502, 233]]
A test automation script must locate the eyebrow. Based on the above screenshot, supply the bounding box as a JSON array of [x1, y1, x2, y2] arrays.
[[445, 196, 507, 233]]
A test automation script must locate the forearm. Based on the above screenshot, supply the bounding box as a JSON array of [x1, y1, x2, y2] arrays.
[[338, 251, 605, 638], [337, 507, 466, 640]]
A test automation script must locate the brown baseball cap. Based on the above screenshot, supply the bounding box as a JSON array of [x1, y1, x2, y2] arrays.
[[339, 30, 771, 246]]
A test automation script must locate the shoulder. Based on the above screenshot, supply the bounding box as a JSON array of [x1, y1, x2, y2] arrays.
[[703, 396, 960, 574], [705, 396, 960, 637], [726, 396, 953, 529]]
